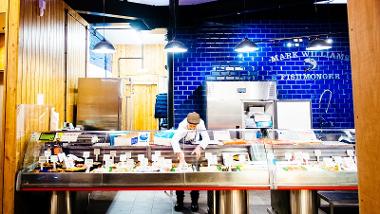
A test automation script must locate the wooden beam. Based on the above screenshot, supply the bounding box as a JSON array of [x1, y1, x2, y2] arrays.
[[347, 0, 380, 213], [2, 0, 20, 213]]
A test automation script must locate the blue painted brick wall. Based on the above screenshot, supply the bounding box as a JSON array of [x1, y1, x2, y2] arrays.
[[89, 27, 112, 72], [173, 20, 354, 129]]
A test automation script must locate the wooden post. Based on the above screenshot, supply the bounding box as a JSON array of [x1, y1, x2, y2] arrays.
[[347, 0, 380, 213], [2, 0, 20, 213]]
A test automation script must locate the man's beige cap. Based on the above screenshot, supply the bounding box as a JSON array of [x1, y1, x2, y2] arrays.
[[187, 112, 200, 124]]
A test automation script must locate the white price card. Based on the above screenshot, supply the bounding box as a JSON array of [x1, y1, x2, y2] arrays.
[[94, 148, 101, 155], [50, 155, 58, 163], [323, 157, 334, 165], [205, 152, 212, 159], [285, 153, 292, 161], [110, 151, 117, 158], [239, 154, 246, 162], [125, 151, 132, 159], [127, 159, 135, 165], [154, 151, 161, 157], [44, 150, 51, 158], [39, 156, 47, 163], [138, 154, 145, 162], [83, 151, 90, 159], [58, 153, 66, 162], [103, 154, 111, 161], [333, 156, 343, 164], [302, 152, 310, 161], [314, 150, 322, 157], [347, 150, 354, 157], [119, 154, 127, 162], [152, 154, 158, 162], [60, 132, 81, 142], [85, 159, 94, 167]]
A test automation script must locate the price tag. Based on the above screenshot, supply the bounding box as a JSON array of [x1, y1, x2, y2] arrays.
[[347, 150, 354, 157], [155, 151, 161, 157], [91, 136, 99, 143], [152, 154, 158, 162], [83, 151, 90, 159], [119, 154, 127, 162], [85, 159, 94, 167], [314, 150, 322, 157], [127, 159, 135, 166], [94, 148, 101, 155], [209, 155, 218, 165], [323, 157, 334, 165], [50, 155, 58, 163], [60, 132, 81, 142], [44, 150, 51, 158], [103, 154, 111, 161], [125, 151, 132, 159], [138, 154, 145, 162], [141, 158, 148, 167], [110, 151, 117, 158], [239, 154, 246, 162], [205, 152, 212, 159], [58, 153, 66, 162], [39, 156, 47, 163], [302, 152, 310, 161], [284, 153, 292, 161], [333, 156, 343, 164]]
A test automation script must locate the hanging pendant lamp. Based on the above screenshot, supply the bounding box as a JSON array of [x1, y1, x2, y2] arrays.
[[234, 37, 259, 53], [93, 38, 116, 54], [164, 39, 187, 53], [92, 0, 116, 54], [165, 0, 187, 53], [306, 38, 332, 51]]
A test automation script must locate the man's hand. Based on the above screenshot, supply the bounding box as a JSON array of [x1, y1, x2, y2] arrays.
[[176, 151, 185, 163], [191, 145, 203, 160]]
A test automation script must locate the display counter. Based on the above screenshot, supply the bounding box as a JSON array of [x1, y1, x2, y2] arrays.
[[16, 129, 357, 214]]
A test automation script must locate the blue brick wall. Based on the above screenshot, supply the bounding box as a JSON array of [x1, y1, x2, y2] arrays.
[[173, 20, 354, 129], [89, 27, 112, 72]]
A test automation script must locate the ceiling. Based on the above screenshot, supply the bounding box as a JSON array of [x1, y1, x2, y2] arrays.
[[127, 0, 217, 6], [98, 28, 167, 45], [65, 0, 349, 29], [64, 0, 348, 44]]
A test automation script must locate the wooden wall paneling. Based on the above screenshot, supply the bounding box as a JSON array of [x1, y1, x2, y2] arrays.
[[3, 0, 20, 212], [131, 84, 158, 131], [347, 0, 380, 213], [66, 11, 86, 123], [0, 0, 7, 13], [0, 34, 4, 70]]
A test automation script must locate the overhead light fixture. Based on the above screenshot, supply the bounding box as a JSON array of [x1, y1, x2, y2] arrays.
[[92, 39, 116, 54], [234, 38, 259, 53], [306, 38, 332, 51], [165, 0, 187, 53], [92, 0, 116, 54], [164, 40, 187, 53]]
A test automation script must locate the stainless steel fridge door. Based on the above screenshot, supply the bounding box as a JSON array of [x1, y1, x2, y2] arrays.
[[206, 81, 276, 129], [77, 78, 122, 130]]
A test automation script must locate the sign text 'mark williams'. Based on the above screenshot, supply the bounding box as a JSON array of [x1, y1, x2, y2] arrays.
[[269, 51, 350, 63]]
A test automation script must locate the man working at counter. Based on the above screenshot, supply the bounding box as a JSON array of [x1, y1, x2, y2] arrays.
[[171, 112, 210, 212]]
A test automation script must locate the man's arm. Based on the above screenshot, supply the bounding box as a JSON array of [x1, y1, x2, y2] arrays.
[[198, 122, 210, 150], [171, 128, 187, 153]]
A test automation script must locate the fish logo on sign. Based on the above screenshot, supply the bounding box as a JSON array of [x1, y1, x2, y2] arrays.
[[304, 58, 317, 72]]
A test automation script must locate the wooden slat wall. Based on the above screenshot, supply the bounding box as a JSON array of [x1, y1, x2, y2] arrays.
[[66, 12, 87, 123], [2, 0, 88, 213], [0, 34, 4, 70], [112, 44, 166, 131], [0, 0, 6, 12], [347, 1, 380, 213]]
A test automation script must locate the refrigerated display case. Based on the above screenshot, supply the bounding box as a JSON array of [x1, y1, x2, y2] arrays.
[[16, 129, 357, 214]]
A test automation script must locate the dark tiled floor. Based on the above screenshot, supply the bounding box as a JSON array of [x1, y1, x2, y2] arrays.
[[86, 190, 271, 214]]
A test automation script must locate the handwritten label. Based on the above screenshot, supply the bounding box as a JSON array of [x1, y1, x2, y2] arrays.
[[83, 151, 90, 159]]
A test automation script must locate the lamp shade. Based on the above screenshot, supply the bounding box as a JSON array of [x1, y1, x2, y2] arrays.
[[234, 38, 259, 53], [164, 40, 188, 53], [92, 39, 116, 54], [306, 38, 332, 51]]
